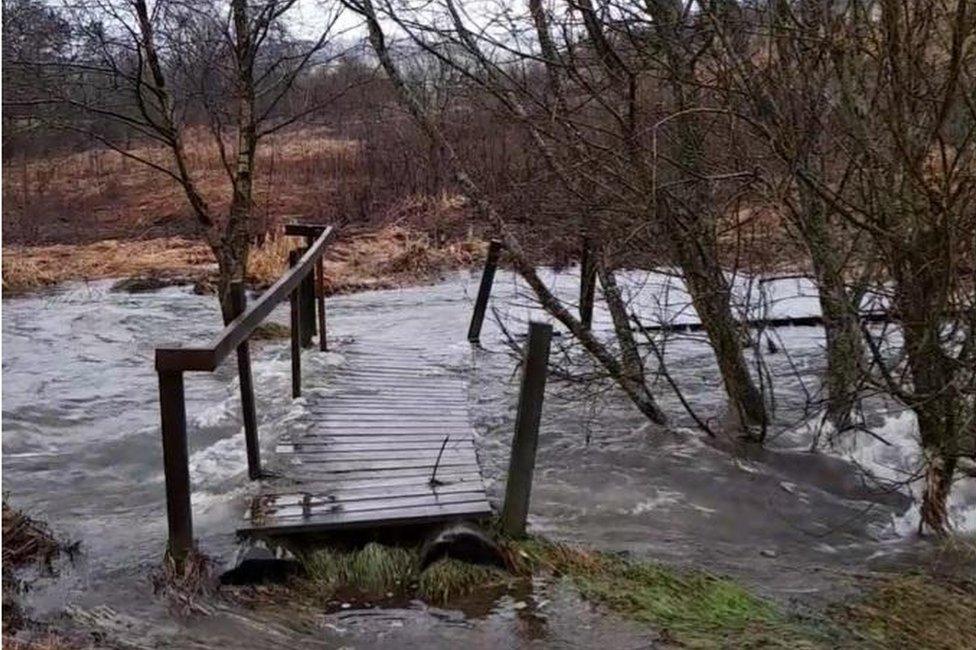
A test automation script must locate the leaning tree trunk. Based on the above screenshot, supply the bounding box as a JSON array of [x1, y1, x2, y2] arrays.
[[668, 220, 768, 432]]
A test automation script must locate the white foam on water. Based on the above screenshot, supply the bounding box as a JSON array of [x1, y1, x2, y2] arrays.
[[799, 410, 976, 535], [189, 435, 248, 487]]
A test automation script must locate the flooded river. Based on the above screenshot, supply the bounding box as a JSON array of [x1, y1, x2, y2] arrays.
[[3, 269, 973, 647]]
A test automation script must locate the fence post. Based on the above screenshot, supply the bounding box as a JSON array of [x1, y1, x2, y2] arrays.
[[501, 321, 552, 537], [289, 250, 302, 398], [579, 239, 596, 331], [316, 256, 328, 352], [230, 282, 261, 480], [467, 240, 502, 343], [158, 369, 193, 561]]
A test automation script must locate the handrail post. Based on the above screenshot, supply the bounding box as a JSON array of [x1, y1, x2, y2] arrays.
[[316, 256, 328, 351], [289, 250, 303, 398], [468, 240, 502, 343], [300, 243, 316, 347], [158, 369, 193, 561], [501, 321, 552, 537], [230, 282, 261, 480]]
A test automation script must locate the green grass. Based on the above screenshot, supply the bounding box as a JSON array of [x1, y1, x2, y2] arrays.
[[513, 538, 825, 648], [290, 537, 976, 648], [299, 542, 510, 604]]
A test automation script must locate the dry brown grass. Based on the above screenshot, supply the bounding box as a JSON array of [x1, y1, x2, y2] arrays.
[[2, 237, 212, 293], [2, 502, 63, 570], [2, 223, 484, 295], [3, 127, 363, 245]]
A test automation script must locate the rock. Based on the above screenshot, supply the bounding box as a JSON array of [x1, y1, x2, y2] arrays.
[[419, 522, 507, 571], [760, 549, 778, 558], [111, 275, 182, 293], [219, 546, 303, 586]]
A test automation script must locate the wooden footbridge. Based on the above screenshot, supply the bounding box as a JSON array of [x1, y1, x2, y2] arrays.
[[155, 226, 550, 559]]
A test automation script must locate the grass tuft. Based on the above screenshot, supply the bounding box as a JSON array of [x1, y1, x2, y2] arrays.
[[417, 558, 511, 603], [834, 573, 976, 650]]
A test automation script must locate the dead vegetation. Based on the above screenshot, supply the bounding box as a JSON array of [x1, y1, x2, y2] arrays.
[[3, 128, 363, 245], [2, 223, 485, 296], [2, 501, 84, 649], [3, 501, 63, 570], [2, 237, 212, 293]]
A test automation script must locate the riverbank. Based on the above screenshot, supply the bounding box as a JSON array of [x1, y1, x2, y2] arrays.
[[1, 225, 485, 296], [6, 498, 975, 649]]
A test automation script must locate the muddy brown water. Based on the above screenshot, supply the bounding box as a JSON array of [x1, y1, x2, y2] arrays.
[[3, 271, 972, 647]]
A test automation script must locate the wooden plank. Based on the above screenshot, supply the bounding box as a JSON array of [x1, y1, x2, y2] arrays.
[[304, 422, 471, 438], [249, 491, 490, 520], [277, 441, 474, 453], [283, 434, 473, 444], [293, 457, 478, 471], [277, 471, 484, 490], [282, 449, 476, 462], [241, 500, 492, 535], [257, 481, 486, 506]]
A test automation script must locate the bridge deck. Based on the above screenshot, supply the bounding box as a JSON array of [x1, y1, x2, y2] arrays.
[[239, 345, 491, 536]]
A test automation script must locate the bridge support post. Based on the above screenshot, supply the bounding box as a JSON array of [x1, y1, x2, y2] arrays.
[[158, 369, 194, 561], [299, 247, 316, 347], [467, 240, 502, 343], [230, 282, 261, 480], [501, 321, 552, 537], [289, 250, 303, 398], [316, 256, 328, 352]]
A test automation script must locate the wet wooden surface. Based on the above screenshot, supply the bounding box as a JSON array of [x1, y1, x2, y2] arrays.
[[240, 346, 491, 536]]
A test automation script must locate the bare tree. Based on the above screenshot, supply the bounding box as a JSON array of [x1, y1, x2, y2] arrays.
[[715, 0, 975, 534], [5, 0, 347, 318]]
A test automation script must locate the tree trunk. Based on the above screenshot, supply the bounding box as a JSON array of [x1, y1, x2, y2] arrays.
[[896, 232, 961, 535], [796, 184, 862, 431], [668, 223, 768, 432]]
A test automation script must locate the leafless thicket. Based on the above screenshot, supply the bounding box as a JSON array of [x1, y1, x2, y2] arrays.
[[340, 0, 974, 534]]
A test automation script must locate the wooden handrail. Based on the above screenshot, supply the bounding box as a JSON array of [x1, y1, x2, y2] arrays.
[[155, 225, 335, 372], [155, 223, 334, 563]]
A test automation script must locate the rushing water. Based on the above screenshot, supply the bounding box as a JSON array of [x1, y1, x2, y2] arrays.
[[3, 270, 973, 646]]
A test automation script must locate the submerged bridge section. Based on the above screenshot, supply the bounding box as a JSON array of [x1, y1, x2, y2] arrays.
[[241, 343, 491, 535], [155, 227, 547, 559]]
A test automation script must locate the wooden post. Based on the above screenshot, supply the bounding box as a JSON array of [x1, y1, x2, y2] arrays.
[[299, 245, 316, 347], [501, 321, 552, 537], [230, 282, 261, 480], [467, 240, 502, 343], [289, 250, 302, 398], [316, 256, 328, 352], [580, 238, 596, 331], [158, 370, 193, 561]]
